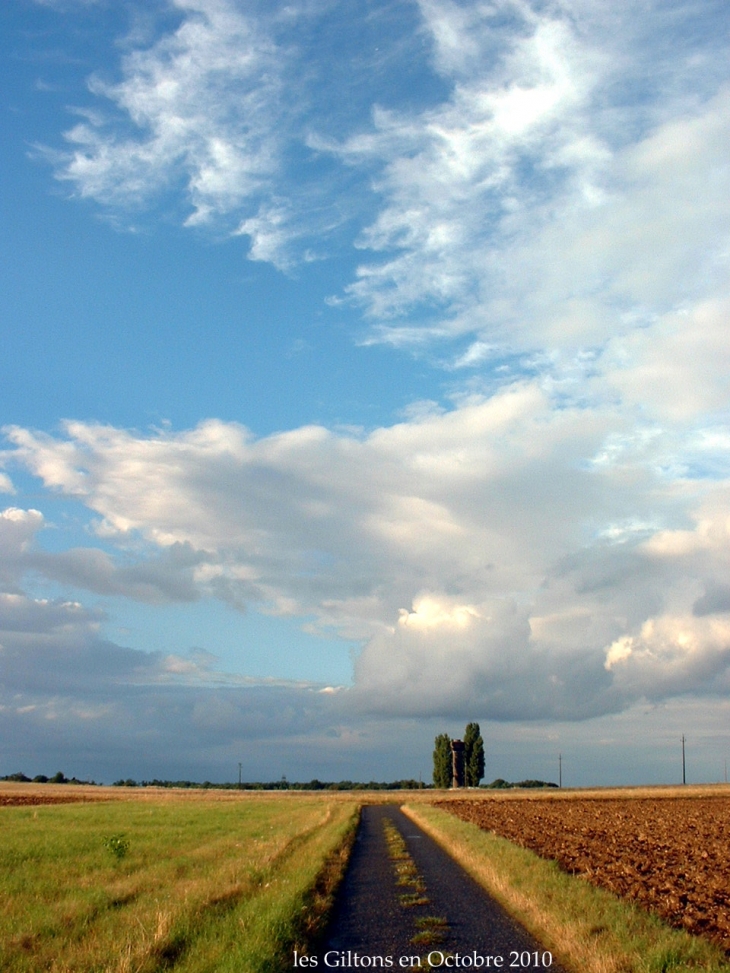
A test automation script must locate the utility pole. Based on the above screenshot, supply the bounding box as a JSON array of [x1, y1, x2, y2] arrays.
[[238, 762, 242, 790], [681, 735, 686, 785], [559, 753, 562, 788]]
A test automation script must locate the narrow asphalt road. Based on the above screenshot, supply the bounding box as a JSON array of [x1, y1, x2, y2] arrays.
[[317, 805, 566, 972]]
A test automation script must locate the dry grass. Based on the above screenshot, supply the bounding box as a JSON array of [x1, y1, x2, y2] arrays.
[[425, 783, 730, 803], [0, 782, 431, 808]]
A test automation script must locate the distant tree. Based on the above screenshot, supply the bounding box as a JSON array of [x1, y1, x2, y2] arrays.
[[463, 722, 485, 787], [433, 733, 452, 788]]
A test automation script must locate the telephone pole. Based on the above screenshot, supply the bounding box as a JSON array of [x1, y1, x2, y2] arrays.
[[559, 753, 562, 788], [238, 762, 242, 790], [681, 735, 686, 785]]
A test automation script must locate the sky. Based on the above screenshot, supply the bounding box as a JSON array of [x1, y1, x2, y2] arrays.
[[1, 0, 729, 786]]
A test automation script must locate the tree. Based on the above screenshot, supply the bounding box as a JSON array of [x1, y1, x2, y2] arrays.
[[432, 733, 451, 788], [463, 722, 485, 787]]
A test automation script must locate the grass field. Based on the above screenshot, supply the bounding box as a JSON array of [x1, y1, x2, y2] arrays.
[[0, 790, 358, 973]]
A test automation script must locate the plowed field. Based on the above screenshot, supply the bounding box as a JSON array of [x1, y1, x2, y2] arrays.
[[0, 793, 94, 806], [441, 796, 730, 953]]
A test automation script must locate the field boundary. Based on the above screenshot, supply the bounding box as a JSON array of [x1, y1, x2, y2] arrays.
[[403, 802, 730, 973], [297, 805, 361, 952]]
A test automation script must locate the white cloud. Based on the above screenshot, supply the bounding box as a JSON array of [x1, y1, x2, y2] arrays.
[[0, 502, 204, 604], [0, 506, 43, 551], [0, 507, 45, 588], [334, 1, 609, 327], [44, 0, 730, 358], [5, 388, 610, 625], [234, 201, 297, 270], [6, 379, 730, 721], [337, 2, 730, 366], [604, 614, 730, 698], [44, 0, 373, 266], [398, 594, 482, 631], [603, 298, 730, 423], [353, 593, 537, 718], [53, 0, 286, 228]]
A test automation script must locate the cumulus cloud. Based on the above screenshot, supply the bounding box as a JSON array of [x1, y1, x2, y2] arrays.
[[0, 504, 205, 604], [6, 381, 730, 723], [0, 507, 45, 589], [5, 388, 613, 629], [604, 614, 730, 698]]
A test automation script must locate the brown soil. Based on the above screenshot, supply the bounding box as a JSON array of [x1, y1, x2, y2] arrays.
[[440, 796, 730, 953], [0, 783, 116, 806], [0, 793, 97, 806]]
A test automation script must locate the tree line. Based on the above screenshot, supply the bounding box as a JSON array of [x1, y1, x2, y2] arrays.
[[433, 722, 485, 787], [0, 772, 428, 791]]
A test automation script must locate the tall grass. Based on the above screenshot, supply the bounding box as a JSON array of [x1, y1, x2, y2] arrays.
[[0, 795, 357, 972]]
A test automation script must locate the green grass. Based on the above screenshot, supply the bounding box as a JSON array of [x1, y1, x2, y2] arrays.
[[0, 795, 358, 972], [404, 804, 730, 973], [411, 916, 448, 947], [382, 817, 429, 907]]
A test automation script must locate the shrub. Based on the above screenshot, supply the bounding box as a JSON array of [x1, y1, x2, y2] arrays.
[[103, 834, 130, 861]]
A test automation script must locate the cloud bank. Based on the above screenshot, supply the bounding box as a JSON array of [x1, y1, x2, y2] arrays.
[[5, 376, 730, 728]]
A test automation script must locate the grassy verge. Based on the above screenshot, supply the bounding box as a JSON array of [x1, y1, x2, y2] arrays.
[[403, 803, 730, 973], [0, 795, 358, 973]]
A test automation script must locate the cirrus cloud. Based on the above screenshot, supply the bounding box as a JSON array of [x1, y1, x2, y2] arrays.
[[53, 0, 287, 228]]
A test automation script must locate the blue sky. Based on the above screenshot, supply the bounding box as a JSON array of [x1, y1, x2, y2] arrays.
[[1, 0, 730, 785]]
